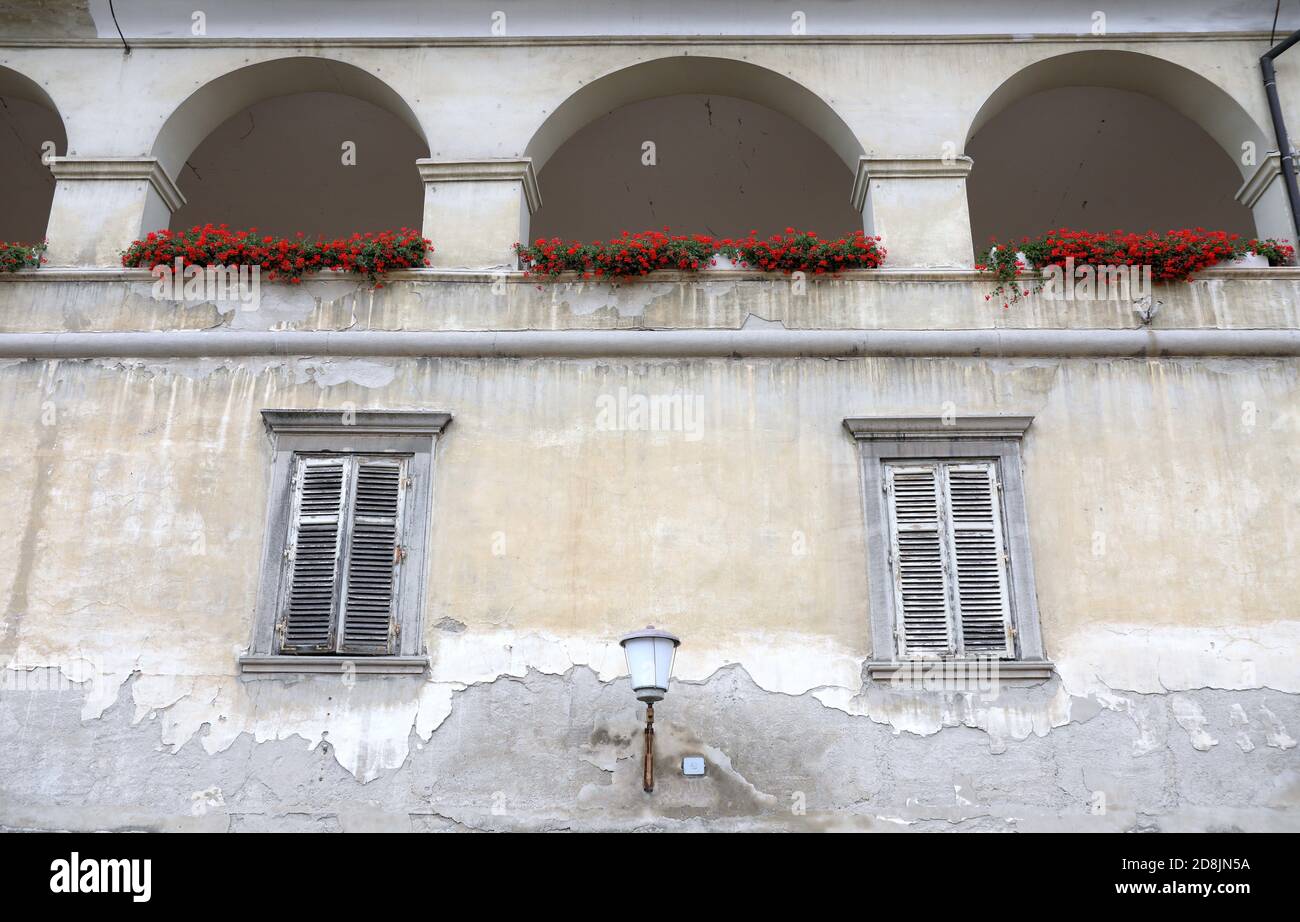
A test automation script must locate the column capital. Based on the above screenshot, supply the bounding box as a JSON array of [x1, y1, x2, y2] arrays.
[[416, 157, 541, 214], [1234, 151, 1295, 209], [851, 156, 974, 211], [48, 156, 186, 213]]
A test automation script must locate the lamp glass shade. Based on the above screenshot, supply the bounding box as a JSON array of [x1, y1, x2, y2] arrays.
[[619, 627, 680, 702]]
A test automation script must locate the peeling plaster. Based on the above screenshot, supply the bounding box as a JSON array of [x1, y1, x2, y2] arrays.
[[812, 679, 1074, 751], [1260, 704, 1298, 750], [3, 656, 1299, 832], [128, 669, 459, 783], [212, 280, 365, 331], [292, 358, 398, 389], [8, 620, 1298, 783], [1171, 695, 1218, 751], [1230, 703, 1256, 752], [1051, 622, 1300, 696], [86, 356, 403, 390]]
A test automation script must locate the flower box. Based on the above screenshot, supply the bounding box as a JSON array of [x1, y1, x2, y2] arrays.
[[1226, 251, 1269, 269], [0, 241, 47, 272], [977, 228, 1295, 305], [516, 229, 886, 280], [122, 225, 433, 286]]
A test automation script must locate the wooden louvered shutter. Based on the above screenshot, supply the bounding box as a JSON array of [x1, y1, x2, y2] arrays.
[[944, 462, 1014, 656], [337, 458, 406, 654], [279, 457, 347, 653], [885, 464, 954, 655]]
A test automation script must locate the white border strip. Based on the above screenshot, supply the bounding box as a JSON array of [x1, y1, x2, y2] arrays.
[[0, 32, 1279, 49]]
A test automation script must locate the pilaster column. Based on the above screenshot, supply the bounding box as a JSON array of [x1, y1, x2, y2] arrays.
[[44, 157, 185, 267], [1235, 152, 1297, 248], [417, 158, 541, 270], [852, 156, 975, 268]]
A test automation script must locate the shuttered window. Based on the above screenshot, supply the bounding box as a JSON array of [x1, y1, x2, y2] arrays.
[[884, 460, 1014, 658], [277, 454, 408, 655]]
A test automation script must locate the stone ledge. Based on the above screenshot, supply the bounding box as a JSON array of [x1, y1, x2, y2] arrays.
[[262, 408, 452, 437], [865, 660, 1056, 684], [0, 329, 1296, 359], [844, 415, 1033, 440], [237, 654, 431, 676], [47, 157, 186, 212]]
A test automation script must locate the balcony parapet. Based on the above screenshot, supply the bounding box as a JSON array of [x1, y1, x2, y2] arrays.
[[0, 270, 1297, 351]]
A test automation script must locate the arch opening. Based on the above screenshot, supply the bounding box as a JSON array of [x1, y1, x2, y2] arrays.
[[0, 66, 67, 243], [965, 50, 1267, 248], [526, 57, 864, 241], [153, 58, 429, 238]]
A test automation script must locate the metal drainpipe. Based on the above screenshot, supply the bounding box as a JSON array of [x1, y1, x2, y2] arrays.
[[1261, 29, 1300, 243]]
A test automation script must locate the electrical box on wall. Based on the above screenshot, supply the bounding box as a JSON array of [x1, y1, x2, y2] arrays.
[[682, 756, 706, 777]]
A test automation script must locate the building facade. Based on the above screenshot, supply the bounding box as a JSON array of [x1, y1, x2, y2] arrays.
[[0, 1, 1297, 832]]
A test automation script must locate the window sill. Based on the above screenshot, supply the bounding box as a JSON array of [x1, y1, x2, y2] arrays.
[[865, 659, 1055, 684], [237, 654, 430, 676]]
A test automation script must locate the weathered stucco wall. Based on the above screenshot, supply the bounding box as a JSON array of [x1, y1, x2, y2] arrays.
[[0, 274, 1296, 831]]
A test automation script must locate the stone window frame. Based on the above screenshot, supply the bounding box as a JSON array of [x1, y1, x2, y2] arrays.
[[238, 409, 452, 676], [843, 416, 1054, 682]]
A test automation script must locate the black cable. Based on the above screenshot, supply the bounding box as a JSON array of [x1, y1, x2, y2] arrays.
[[108, 0, 131, 55], [1272, 1, 1281, 45]]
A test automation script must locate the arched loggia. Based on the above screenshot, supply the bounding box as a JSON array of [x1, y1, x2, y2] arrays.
[[151, 57, 429, 237], [525, 56, 865, 240], [964, 50, 1269, 247], [0, 66, 67, 242]]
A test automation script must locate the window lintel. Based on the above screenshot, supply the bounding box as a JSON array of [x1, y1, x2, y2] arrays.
[[844, 415, 1032, 442], [263, 408, 452, 439]]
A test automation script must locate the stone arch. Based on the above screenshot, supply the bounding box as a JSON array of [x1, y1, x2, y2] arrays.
[[527, 55, 864, 174], [524, 55, 866, 239], [963, 49, 1274, 244], [150, 56, 429, 236], [0, 65, 68, 241], [965, 50, 1268, 173]]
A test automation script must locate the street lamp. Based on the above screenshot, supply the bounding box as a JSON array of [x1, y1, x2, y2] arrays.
[[619, 626, 680, 793]]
